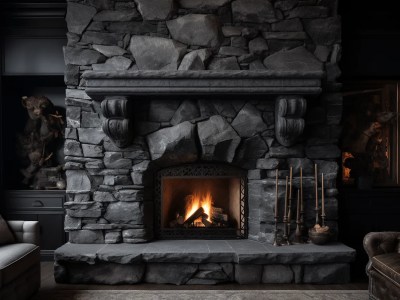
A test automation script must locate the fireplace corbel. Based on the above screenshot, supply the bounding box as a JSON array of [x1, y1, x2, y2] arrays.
[[83, 70, 323, 148]]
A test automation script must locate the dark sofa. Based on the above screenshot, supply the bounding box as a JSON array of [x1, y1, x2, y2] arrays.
[[0, 221, 40, 300], [363, 232, 400, 300]]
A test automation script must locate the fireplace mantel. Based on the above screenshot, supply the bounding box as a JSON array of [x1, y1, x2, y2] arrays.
[[83, 70, 324, 98], [83, 70, 324, 148]]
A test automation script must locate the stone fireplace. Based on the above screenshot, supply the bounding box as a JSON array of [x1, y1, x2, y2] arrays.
[[56, 0, 355, 285]]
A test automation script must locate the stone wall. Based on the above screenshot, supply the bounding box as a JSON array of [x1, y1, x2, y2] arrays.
[[64, 0, 342, 243]]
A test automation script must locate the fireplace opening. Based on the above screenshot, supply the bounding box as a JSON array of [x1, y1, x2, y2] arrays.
[[155, 164, 247, 239]]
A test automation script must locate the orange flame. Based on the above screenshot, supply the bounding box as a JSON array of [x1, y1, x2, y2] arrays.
[[184, 191, 213, 223]]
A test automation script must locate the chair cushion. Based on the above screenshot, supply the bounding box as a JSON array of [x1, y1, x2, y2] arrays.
[[0, 243, 40, 287], [372, 253, 400, 284], [0, 215, 15, 245]]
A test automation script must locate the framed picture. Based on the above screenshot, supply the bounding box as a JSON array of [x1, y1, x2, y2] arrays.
[[341, 81, 399, 187]]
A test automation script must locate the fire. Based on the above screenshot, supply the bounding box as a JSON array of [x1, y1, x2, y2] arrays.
[[184, 191, 213, 223]]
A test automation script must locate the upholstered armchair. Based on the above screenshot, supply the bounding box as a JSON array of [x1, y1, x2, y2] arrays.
[[0, 220, 41, 300], [363, 232, 400, 300]]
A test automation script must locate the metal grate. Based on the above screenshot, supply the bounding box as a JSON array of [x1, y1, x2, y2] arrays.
[[155, 163, 248, 240]]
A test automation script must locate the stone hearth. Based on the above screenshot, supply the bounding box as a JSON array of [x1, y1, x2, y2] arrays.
[[57, 0, 351, 285]]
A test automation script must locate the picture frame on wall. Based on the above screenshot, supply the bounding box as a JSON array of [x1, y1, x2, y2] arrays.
[[341, 81, 399, 187]]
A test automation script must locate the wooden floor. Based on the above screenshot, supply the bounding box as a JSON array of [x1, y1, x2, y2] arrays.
[[40, 262, 368, 291]]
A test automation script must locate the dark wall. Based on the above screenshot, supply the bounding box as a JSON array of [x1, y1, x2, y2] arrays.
[[339, 0, 400, 78]]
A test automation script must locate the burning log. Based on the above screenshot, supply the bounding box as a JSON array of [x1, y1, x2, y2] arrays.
[[183, 207, 204, 226], [201, 213, 212, 227]]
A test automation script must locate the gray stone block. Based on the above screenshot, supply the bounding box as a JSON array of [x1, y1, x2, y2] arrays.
[[82, 144, 103, 158], [232, 103, 267, 138], [78, 128, 105, 144], [248, 37, 269, 56], [93, 9, 140, 22], [147, 121, 198, 164], [263, 46, 323, 73], [66, 3, 96, 35], [170, 100, 200, 125], [256, 158, 284, 169], [167, 14, 222, 48], [104, 152, 132, 169], [104, 202, 144, 224], [64, 140, 83, 157], [66, 106, 81, 128], [114, 189, 144, 202], [198, 115, 240, 163], [303, 263, 350, 284], [65, 128, 78, 140], [136, 0, 175, 21], [269, 145, 305, 158], [66, 170, 91, 193], [234, 264, 263, 284], [208, 57, 240, 70], [286, 158, 314, 175], [64, 215, 82, 230], [232, 0, 277, 23], [305, 144, 341, 159], [222, 26, 242, 37], [65, 64, 80, 86], [262, 265, 294, 283], [272, 19, 303, 32], [122, 228, 150, 243], [194, 270, 229, 281], [219, 46, 248, 56], [69, 230, 104, 244], [304, 17, 341, 46], [81, 111, 102, 128], [234, 135, 268, 169], [145, 263, 198, 285], [93, 191, 117, 202], [92, 45, 127, 57], [287, 6, 329, 19], [130, 35, 186, 70], [179, 0, 230, 10], [149, 100, 180, 122], [105, 231, 122, 244], [61, 262, 145, 284], [81, 31, 124, 46]]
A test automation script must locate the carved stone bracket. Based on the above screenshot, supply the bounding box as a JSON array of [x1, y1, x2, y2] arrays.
[[275, 96, 307, 147], [101, 96, 133, 148]]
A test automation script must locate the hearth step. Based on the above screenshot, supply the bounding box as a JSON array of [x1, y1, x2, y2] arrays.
[[54, 240, 355, 285]]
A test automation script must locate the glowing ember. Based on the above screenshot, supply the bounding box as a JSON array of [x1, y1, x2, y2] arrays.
[[184, 191, 213, 223]]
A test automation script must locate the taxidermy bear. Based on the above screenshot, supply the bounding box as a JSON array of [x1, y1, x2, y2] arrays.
[[16, 95, 65, 189]]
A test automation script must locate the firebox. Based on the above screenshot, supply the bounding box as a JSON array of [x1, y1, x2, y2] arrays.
[[155, 164, 247, 239]]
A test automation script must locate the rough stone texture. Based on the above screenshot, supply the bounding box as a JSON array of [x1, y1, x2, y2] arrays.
[[65, 140, 83, 157], [64, 215, 82, 231], [66, 2, 97, 35], [149, 100, 180, 122], [263, 46, 323, 73], [256, 158, 283, 170], [248, 37, 269, 56], [197, 115, 241, 163], [129, 35, 186, 70], [272, 19, 303, 32], [93, 191, 116, 202], [64, 47, 106, 65], [235, 264, 263, 284], [82, 144, 103, 158], [179, 0, 231, 10], [167, 14, 222, 48], [145, 263, 198, 285], [77, 128, 105, 145], [262, 265, 294, 283], [232, 0, 276, 23], [123, 228, 150, 243], [208, 57, 240, 70], [232, 103, 267, 138], [65, 64, 80, 86], [269, 145, 305, 158], [178, 52, 205, 70], [135, 0, 175, 21], [66, 170, 91, 193], [147, 121, 198, 164], [288, 6, 329, 19], [262, 31, 308, 40], [92, 45, 127, 57], [93, 56, 133, 71], [59, 262, 144, 284], [104, 152, 132, 169], [93, 10, 140, 22], [303, 263, 350, 284], [234, 135, 268, 169], [105, 231, 122, 244], [104, 202, 143, 224], [81, 111, 101, 128], [81, 31, 124, 46], [114, 189, 144, 202], [170, 100, 200, 125], [304, 17, 341, 46], [69, 230, 104, 244]]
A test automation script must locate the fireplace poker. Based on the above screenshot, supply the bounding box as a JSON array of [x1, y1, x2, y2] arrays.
[[293, 189, 303, 244], [300, 167, 305, 237], [314, 164, 320, 226], [273, 169, 280, 246], [286, 167, 293, 244], [321, 173, 326, 227], [283, 176, 290, 245]]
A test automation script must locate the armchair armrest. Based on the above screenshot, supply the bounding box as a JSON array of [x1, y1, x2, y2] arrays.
[[363, 232, 400, 259], [7, 220, 40, 246]]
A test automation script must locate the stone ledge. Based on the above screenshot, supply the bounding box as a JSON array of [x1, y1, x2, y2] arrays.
[[55, 240, 355, 265]]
